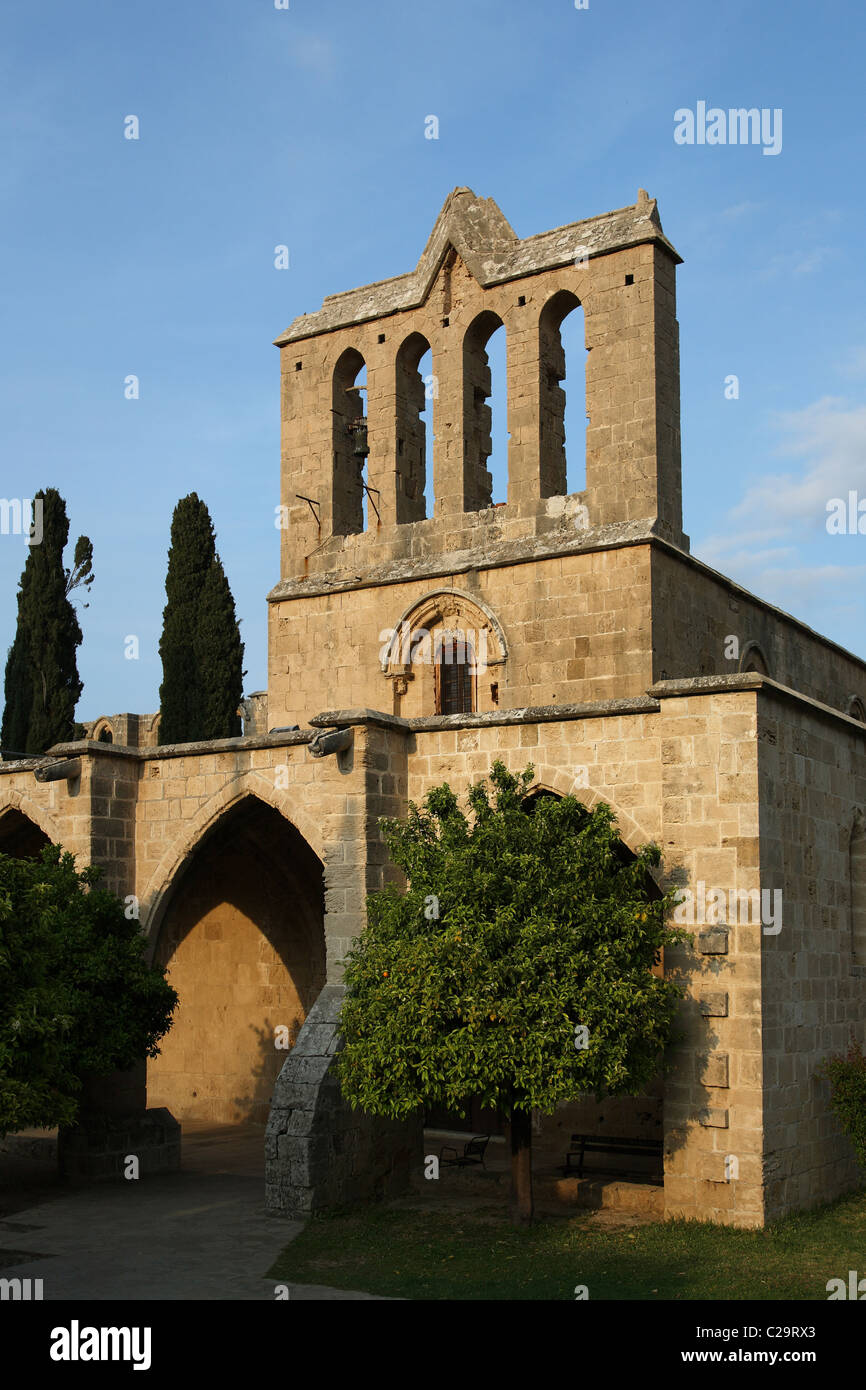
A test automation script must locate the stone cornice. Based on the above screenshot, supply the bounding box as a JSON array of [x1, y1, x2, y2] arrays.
[[0, 730, 313, 774], [267, 518, 659, 602]]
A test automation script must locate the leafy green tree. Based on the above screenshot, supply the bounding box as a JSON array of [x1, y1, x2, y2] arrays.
[[0, 845, 177, 1137], [1, 490, 93, 755], [158, 493, 244, 744], [818, 1037, 866, 1169], [336, 762, 688, 1223]]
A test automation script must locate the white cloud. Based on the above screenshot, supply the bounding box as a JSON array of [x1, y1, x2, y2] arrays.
[[761, 245, 834, 278], [694, 398, 866, 633], [729, 397, 866, 528]]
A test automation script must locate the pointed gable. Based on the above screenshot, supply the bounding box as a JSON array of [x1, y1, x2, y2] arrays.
[[274, 186, 679, 346]]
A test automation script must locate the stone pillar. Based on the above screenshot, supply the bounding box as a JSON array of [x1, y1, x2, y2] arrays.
[[265, 984, 422, 1215], [266, 714, 419, 1215]]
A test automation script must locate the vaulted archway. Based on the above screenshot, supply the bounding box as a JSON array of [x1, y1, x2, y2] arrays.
[[147, 795, 325, 1126], [0, 804, 53, 858]]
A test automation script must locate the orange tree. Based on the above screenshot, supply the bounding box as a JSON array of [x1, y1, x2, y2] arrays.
[[336, 761, 688, 1223], [0, 845, 177, 1137]]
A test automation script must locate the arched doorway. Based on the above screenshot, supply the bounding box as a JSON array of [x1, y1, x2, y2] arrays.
[[0, 807, 51, 858], [147, 796, 326, 1126]]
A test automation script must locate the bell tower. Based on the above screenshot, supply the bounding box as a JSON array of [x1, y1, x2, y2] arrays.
[[267, 188, 686, 727]]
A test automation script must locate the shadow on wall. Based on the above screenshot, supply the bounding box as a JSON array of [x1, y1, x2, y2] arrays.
[[237, 1016, 304, 1124]]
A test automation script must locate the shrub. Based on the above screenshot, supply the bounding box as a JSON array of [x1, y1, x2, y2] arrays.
[[818, 1036, 866, 1169]]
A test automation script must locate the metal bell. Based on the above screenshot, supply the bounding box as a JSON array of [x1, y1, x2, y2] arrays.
[[348, 417, 369, 459]]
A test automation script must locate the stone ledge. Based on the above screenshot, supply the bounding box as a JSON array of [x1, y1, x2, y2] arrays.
[[649, 674, 763, 697], [1, 730, 315, 772], [267, 518, 658, 602], [310, 698, 661, 735]]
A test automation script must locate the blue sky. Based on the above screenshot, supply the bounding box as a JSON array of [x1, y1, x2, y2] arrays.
[[2, 0, 866, 722]]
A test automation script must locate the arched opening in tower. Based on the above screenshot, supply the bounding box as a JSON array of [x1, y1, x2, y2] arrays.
[[539, 290, 587, 497]]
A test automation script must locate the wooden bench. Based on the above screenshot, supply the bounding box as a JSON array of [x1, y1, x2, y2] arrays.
[[565, 1132, 663, 1179], [439, 1135, 490, 1168]]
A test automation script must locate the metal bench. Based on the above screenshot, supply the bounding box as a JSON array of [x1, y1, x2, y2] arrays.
[[565, 1132, 663, 1178], [439, 1135, 490, 1168]]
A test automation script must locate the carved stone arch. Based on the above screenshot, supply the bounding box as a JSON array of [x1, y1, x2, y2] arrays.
[[91, 719, 114, 743], [0, 790, 61, 852], [139, 771, 325, 950], [381, 588, 508, 717], [381, 587, 508, 672], [739, 641, 769, 675], [847, 695, 866, 722]]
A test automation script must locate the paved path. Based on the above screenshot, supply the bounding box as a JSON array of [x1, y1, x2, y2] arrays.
[[0, 1124, 388, 1301]]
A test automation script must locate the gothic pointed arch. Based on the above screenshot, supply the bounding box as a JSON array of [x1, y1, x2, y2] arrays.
[[463, 310, 505, 510], [140, 771, 325, 946], [0, 791, 59, 855], [739, 641, 768, 675], [146, 789, 326, 1125]]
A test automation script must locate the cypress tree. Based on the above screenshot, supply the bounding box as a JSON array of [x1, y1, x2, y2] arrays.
[[158, 494, 244, 744], [1, 490, 93, 756], [196, 559, 244, 740]]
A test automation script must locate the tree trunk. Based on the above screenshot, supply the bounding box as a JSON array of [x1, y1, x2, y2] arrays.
[[510, 1100, 534, 1225]]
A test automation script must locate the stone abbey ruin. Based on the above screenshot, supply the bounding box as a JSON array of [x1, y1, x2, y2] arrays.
[[3, 187, 865, 1226]]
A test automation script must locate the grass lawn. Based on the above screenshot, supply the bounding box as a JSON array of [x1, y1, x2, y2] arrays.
[[266, 1188, 866, 1300]]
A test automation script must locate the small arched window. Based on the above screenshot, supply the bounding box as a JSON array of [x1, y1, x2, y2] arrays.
[[848, 696, 866, 722], [740, 642, 768, 676], [97, 725, 113, 743], [436, 631, 475, 715]]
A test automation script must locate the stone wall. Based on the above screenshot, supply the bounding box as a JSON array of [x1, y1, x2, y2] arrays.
[[331, 689, 767, 1227], [756, 687, 866, 1218], [267, 541, 654, 729], [652, 546, 866, 719]]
